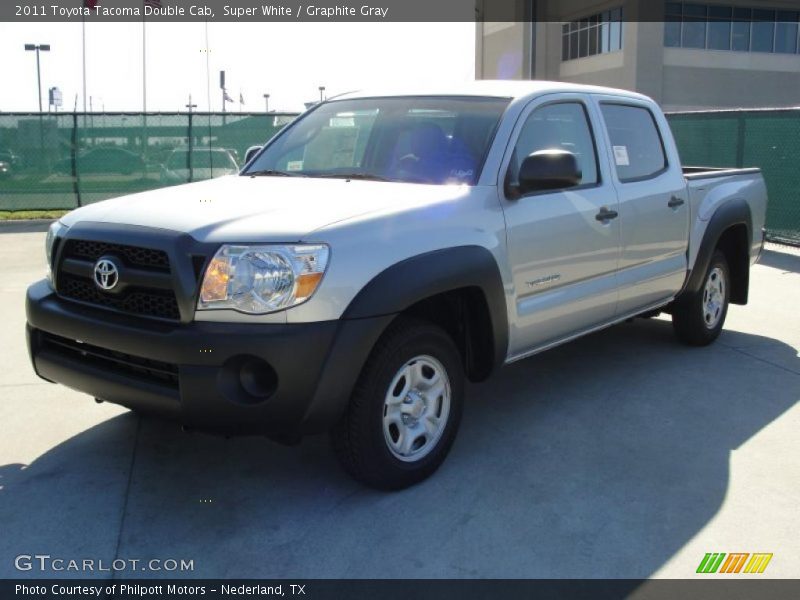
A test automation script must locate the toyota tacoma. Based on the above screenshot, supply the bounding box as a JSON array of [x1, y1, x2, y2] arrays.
[[27, 82, 767, 489]]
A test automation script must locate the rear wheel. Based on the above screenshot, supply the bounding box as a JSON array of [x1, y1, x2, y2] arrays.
[[331, 317, 464, 490], [672, 250, 730, 346]]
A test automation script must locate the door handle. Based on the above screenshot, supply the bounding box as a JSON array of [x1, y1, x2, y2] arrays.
[[668, 196, 685, 208], [595, 207, 619, 222]]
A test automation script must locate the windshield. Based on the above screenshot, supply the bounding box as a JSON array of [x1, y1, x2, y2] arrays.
[[243, 96, 510, 185]]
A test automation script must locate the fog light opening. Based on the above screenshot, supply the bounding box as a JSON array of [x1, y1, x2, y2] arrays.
[[218, 355, 278, 406], [239, 358, 278, 399]]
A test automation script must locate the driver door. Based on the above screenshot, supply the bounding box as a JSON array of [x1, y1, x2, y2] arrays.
[[500, 94, 621, 359]]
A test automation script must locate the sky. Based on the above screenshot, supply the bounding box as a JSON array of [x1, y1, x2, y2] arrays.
[[0, 21, 476, 113]]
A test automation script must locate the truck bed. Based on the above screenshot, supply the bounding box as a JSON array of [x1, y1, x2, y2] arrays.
[[682, 166, 767, 271]]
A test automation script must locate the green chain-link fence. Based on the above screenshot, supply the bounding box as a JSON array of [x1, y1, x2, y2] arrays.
[[0, 112, 297, 211], [667, 109, 800, 246], [1, 109, 798, 245]]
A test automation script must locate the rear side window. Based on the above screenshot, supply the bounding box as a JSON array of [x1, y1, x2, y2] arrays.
[[600, 104, 667, 182]]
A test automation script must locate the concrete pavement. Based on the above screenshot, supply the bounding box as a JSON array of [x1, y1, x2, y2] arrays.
[[1, 228, 798, 579]]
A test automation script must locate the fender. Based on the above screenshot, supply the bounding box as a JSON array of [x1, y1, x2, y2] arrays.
[[343, 245, 509, 372], [299, 246, 509, 433], [678, 198, 752, 302]]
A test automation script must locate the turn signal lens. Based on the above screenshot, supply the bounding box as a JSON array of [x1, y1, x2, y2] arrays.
[[296, 272, 323, 300], [199, 255, 231, 302]]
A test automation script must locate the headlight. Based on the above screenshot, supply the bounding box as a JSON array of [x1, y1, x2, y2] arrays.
[[45, 221, 68, 282], [198, 244, 330, 314]]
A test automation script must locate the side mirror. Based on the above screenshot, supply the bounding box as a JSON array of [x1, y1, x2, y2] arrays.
[[516, 149, 582, 195], [244, 145, 262, 165]]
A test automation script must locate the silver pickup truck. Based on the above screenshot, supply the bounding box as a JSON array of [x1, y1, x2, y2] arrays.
[[26, 82, 767, 489]]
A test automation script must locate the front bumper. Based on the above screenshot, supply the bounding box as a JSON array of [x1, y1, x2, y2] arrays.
[[26, 280, 391, 437]]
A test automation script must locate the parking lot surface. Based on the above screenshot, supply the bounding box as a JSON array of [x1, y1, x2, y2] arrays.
[[1, 222, 798, 579]]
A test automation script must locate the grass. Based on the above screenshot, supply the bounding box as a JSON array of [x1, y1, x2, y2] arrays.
[[0, 210, 70, 221]]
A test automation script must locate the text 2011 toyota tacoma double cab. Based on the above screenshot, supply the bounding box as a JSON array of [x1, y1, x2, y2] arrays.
[[27, 82, 767, 489]]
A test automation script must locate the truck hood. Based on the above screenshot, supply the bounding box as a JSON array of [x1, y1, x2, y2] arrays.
[[60, 175, 470, 243]]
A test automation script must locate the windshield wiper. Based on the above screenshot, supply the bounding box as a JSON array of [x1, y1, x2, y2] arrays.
[[318, 173, 391, 182], [247, 169, 306, 177]]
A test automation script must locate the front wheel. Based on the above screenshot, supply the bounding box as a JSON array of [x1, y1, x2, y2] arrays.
[[331, 317, 465, 490], [672, 250, 730, 346]]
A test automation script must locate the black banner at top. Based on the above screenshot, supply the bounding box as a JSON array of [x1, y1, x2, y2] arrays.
[[9, 0, 475, 22], [4, 0, 681, 23]]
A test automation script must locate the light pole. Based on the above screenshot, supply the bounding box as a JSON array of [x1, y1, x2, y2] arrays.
[[319, 86, 325, 103], [25, 43, 50, 112], [220, 70, 227, 125], [263, 93, 270, 113], [185, 94, 198, 182], [185, 94, 197, 114]]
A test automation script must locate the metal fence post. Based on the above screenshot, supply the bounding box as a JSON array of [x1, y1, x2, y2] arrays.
[[71, 112, 82, 207], [187, 111, 194, 182], [736, 113, 746, 169]]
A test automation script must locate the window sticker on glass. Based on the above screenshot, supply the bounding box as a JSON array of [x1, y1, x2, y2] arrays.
[[330, 116, 355, 127], [287, 160, 304, 171], [613, 145, 630, 167]]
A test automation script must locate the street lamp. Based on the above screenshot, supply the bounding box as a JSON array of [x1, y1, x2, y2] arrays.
[[185, 94, 198, 113], [263, 93, 270, 113], [318, 86, 326, 103], [25, 43, 51, 112]]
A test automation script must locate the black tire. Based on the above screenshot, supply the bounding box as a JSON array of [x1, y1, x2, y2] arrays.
[[331, 316, 465, 490], [672, 250, 730, 346]]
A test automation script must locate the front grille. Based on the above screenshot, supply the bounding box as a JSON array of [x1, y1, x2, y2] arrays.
[[40, 331, 179, 390], [59, 274, 181, 321], [63, 239, 170, 271], [56, 238, 181, 321]]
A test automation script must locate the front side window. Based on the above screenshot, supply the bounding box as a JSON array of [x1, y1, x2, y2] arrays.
[[244, 96, 510, 185], [600, 104, 667, 182], [509, 102, 599, 189]]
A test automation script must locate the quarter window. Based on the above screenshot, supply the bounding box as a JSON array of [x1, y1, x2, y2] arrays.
[[511, 102, 599, 189], [600, 104, 667, 182]]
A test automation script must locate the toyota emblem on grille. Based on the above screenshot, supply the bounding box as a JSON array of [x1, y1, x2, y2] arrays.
[[93, 258, 119, 291]]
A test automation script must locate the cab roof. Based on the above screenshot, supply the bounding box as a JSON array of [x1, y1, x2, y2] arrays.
[[332, 80, 653, 104]]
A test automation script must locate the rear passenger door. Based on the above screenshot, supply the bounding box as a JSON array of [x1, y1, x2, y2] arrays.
[[500, 94, 621, 359], [595, 99, 689, 315]]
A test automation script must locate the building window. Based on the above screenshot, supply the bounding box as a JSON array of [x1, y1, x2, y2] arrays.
[[665, 2, 800, 54], [561, 7, 623, 61], [775, 11, 799, 53]]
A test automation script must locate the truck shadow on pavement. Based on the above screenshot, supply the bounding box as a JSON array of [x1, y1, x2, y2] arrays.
[[757, 247, 800, 275], [1, 318, 797, 580]]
